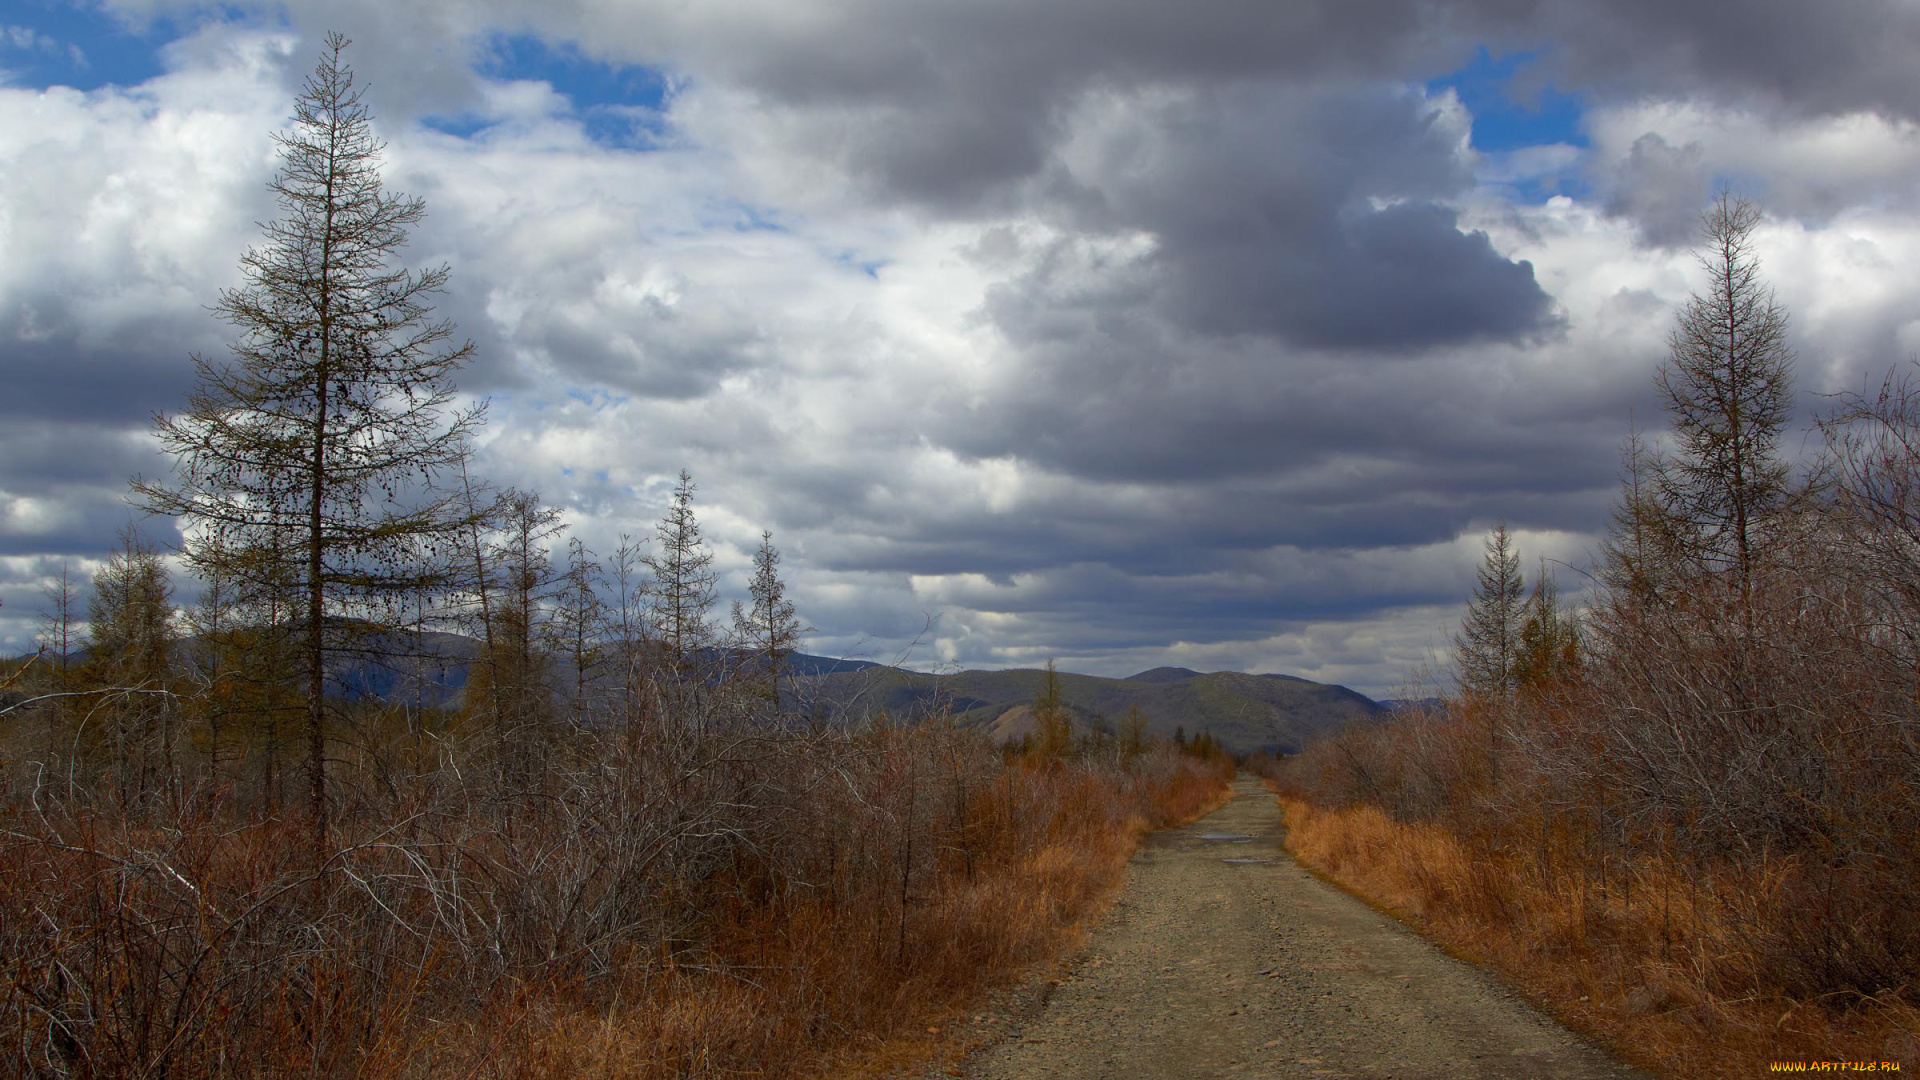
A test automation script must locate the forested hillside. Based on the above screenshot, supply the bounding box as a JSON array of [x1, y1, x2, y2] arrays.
[[794, 662, 1385, 753]]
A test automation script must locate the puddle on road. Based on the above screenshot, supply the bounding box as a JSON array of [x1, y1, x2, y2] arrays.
[[1198, 832, 1254, 842], [1222, 858, 1274, 865]]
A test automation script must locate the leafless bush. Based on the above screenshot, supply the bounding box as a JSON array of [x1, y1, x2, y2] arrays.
[[1, 685, 1225, 1078], [1277, 496, 1920, 1003]]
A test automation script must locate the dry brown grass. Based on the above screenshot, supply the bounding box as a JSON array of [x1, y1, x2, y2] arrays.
[[1277, 794, 1920, 1079], [0, 726, 1231, 1079], [503, 754, 1235, 1080]]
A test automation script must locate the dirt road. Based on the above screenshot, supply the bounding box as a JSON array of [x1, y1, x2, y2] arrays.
[[924, 777, 1647, 1080]]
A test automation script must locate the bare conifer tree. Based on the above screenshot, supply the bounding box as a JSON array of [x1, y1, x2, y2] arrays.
[[87, 527, 176, 811], [37, 561, 77, 675], [552, 535, 607, 722], [646, 471, 717, 664], [608, 532, 651, 735], [34, 561, 80, 761], [479, 490, 562, 775], [1598, 425, 1687, 609], [1454, 523, 1525, 789], [183, 548, 239, 773], [730, 530, 806, 711], [1032, 659, 1072, 758], [1454, 522, 1525, 700], [1655, 192, 1795, 596], [134, 33, 485, 858], [1515, 559, 1580, 689]]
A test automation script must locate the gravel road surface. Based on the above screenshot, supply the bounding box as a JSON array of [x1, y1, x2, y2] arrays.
[[918, 777, 1649, 1080]]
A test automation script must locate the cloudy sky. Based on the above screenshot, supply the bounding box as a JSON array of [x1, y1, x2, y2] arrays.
[[5, 1, 1920, 695]]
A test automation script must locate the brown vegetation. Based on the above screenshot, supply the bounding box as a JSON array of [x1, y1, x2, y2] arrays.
[[1260, 524, 1920, 1072], [0, 43, 1238, 1070], [1259, 195, 1920, 1079], [1, 699, 1230, 1078], [1262, 490, 1920, 1075], [1266, 770, 1918, 1078]]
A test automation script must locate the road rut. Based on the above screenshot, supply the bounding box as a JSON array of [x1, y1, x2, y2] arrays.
[[924, 777, 1648, 1080]]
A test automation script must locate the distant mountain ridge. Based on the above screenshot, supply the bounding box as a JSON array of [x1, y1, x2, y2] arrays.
[[789, 662, 1385, 754], [8, 635, 1381, 753], [322, 640, 885, 708], [1125, 666, 1204, 683]]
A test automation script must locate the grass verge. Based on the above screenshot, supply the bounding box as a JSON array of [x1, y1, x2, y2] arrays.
[[1274, 794, 1920, 1079]]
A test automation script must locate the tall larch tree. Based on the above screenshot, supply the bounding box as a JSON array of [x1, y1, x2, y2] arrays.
[[1599, 425, 1684, 610], [551, 535, 608, 723], [646, 471, 718, 666], [482, 490, 562, 740], [35, 561, 80, 762], [1455, 522, 1526, 700], [731, 530, 806, 711], [608, 532, 652, 736], [86, 527, 177, 811], [1515, 559, 1580, 690], [1454, 523, 1526, 788], [1655, 192, 1795, 598], [1032, 659, 1072, 759], [134, 33, 486, 860]]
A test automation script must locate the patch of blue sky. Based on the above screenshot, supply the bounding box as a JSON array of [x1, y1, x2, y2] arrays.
[[1429, 45, 1587, 153], [1430, 46, 1592, 202], [836, 254, 887, 279], [434, 31, 673, 149], [727, 202, 789, 234], [814, 242, 887, 278], [0, 0, 177, 90]]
